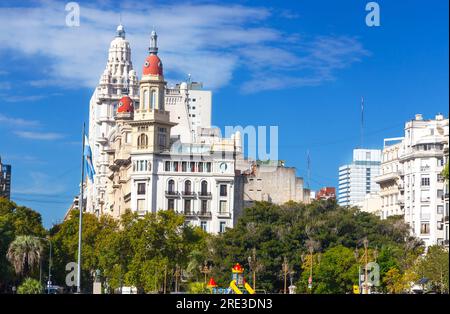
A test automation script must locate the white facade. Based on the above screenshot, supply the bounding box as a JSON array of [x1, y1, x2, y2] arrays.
[[375, 138, 404, 219], [166, 82, 212, 144], [87, 27, 241, 234], [338, 149, 382, 206], [86, 25, 139, 215], [400, 114, 448, 247], [375, 114, 449, 248]]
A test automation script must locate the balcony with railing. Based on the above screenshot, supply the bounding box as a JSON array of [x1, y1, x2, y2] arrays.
[[198, 191, 212, 199], [198, 211, 212, 218], [375, 171, 400, 184], [165, 190, 179, 198], [181, 191, 196, 198], [183, 211, 196, 218]]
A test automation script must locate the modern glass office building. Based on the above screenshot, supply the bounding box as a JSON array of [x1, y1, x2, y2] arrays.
[[338, 149, 381, 206]]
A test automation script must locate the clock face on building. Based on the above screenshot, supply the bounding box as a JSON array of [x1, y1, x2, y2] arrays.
[[219, 162, 228, 173]]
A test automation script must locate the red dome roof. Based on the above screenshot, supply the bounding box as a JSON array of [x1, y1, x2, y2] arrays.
[[143, 54, 163, 76], [207, 277, 217, 287], [117, 96, 134, 113], [232, 263, 244, 273]]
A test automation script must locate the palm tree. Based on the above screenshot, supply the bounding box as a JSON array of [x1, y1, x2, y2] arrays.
[[6, 235, 44, 278]]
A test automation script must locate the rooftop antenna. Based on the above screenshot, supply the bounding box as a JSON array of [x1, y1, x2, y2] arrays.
[[306, 149, 311, 189], [360, 96, 364, 148]]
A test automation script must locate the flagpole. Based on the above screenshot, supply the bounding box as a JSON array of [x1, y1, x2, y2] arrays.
[[77, 122, 86, 294]]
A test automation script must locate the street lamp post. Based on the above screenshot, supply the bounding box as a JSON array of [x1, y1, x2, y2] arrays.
[[34, 237, 52, 294], [282, 257, 289, 294], [248, 247, 257, 290], [199, 261, 212, 285]]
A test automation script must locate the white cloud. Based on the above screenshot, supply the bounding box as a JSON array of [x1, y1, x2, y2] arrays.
[[0, 1, 369, 92], [14, 130, 65, 140], [13, 171, 67, 196], [0, 114, 41, 127]]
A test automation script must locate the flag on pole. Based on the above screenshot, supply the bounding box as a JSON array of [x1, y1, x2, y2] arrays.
[[84, 134, 95, 182]]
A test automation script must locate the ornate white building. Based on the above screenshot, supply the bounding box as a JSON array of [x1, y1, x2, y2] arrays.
[[86, 26, 242, 234], [375, 114, 449, 248], [86, 25, 139, 216]]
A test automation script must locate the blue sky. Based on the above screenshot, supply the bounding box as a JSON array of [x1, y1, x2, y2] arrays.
[[0, 0, 448, 228]]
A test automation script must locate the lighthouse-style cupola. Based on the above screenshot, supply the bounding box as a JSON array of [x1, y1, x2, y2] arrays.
[[139, 30, 165, 115], [132, 30, 175, 154]]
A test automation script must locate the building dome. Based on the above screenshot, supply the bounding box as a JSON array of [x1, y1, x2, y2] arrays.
[[142, 54, 163, 76], [117, 96, 134, 113]]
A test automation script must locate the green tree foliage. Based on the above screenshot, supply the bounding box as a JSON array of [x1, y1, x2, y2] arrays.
[[442, 162, 449, 181], [0, 198, 47, 291], [415, 246, 449, 293], [50, 209, 206, 293], [7, 235, 44, 277], [298, 245, 358, 293], [49, 210, 119, 292], [206, 200, 421, 293], [17, 277, 43, 294]]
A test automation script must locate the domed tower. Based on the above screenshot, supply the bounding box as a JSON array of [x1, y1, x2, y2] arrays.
[[86, 24, 139, 216], [132, 30, 176, 153]]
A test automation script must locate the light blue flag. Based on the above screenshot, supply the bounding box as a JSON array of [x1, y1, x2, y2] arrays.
[[84, 134, 95, 182]]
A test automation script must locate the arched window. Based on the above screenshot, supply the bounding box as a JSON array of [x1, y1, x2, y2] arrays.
[[137, 134, 148, 149], [143, 90, 148, 109], [168, 179, 175, 193], [184, 180, 192, 194], [150, 90, 156, 110], [201, 181, 208, 195]]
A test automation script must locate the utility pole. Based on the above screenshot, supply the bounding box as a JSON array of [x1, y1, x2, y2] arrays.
[[77, 123, 86, 294]]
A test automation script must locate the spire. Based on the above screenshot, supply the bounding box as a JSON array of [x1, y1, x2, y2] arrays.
[[149, 30, 158, 55], [116, 24, 125, 39]]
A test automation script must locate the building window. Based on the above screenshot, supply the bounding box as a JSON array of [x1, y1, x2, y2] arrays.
[[420, 222, 430, 235], [201, 200, 208, 213], [219, 200, 227, 213], [143, 90, 148, 109], [174, 161, 179, 172], [168, 180, 175, 193], [137, 199, 145, 212], [165, 161, 171, 171], [437, 189, 444, 199], [200, 221, 207, 232], [184, 180, 192, 194], [158, 133, 166, 149], [198, 162, 204, 172], [168, 199, 175, 211], [184, 199, 191, 214], [219, 222, 226, 233], [421, 177, 430, 187], [150, 90, 156, 110], [190, 162, 195, 172], [137, 183, 146, 195], [137, 134, 148, 149], [201, 181, 208, 195], [437, 205, 444, 214], [206, 162, 212, 172], [182, 162, 187, 172], [220, 184, 227, 197]]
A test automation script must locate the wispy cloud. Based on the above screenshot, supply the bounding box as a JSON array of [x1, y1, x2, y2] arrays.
[[13, 171, 67, 196], [0, 1, 369, 92], [0, 113, 41, 127], [14, 130, 65, 140]]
